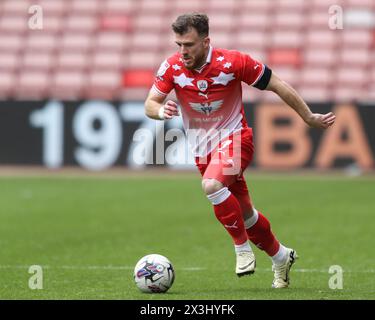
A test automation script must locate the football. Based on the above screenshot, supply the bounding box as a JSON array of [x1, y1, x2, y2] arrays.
[[133, 254, 175, 293]]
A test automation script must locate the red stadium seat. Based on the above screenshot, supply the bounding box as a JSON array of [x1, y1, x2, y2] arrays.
[[297, 86, 332, 102], [57, 51, 89, 70], [300, 68, 333, 86], [37, 0, 67, 14], [303, 49, 336, 67], [86, 70, 122, 99], [272, 67, 300, 86], [61, 33, 94, 51], [345, 0, 374, 9], [340, 48, 371, 67], [21, 52, 55, 71], [138, 0, 169, 14], [235, 30, 268, 50], [332, 86, 367, 103], [100, 15, 132, 32], [92, 51, 124, 70], [0, 34, 23, 52], [95, 32, 129, 50], [366, 84, 375, 101], [205, 0, 237, 12], [39, 16, 64, 33], [0, 0, 372, 102], [70, 0, 101, 13], [305, 30, 338, 48], [271, 31, 303, 48], [209, 31, 233, 49], [370, 68, 375, 83], [208, 13, 235, 31], [123, 70, 154, 87], [0, 71, 16, 97], [66, 15, 98, 32], [274, 12, 305, 29], [0, 15, 28, 33], [173, 0, 204, 13], [26, 33, 58, 51], [131, 32, 162, 50], [311, 0, 344, 9], [0, 52, 19, 71], [336, 68, 368, 86], [50, 70, 86, 99], [341, 29, 373, 48], [268, 49, 301, 67], [127, 51, 160, 69], [2, 0, 31, 13], [308, 11, 332, 28], [276, 0, 307, 11], [133, 14, 165, 32], [236, 12, 269, 30], [239, 0, 273, 11], [17, 71, 50, 99], [103, 0, 136, 14]]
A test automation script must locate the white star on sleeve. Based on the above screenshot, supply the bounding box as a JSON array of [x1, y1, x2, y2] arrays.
[[223, 62, 232, 69], [173, 73, 195, 88], [216, 56, 225, 62], [172, 64, 181, 71], [210, 72, 235, 86]]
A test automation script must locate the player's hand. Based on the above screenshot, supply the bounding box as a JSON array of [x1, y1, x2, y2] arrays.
[[163, 100, 180, 119], [306, 112, 336, 129]]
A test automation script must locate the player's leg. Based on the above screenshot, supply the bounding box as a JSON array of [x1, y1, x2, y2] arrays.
[[199, 129, 256, 276], [229, 179, 280, 255], [201, 178, 255, 277], [230, 178, 298, 288]]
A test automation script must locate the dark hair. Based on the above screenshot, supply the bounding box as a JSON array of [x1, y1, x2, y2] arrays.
[[172, 13, 209, 37]]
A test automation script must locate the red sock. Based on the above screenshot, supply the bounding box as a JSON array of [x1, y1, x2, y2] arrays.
[[246, 211, 280, 256], [208, 188, 248, 245]]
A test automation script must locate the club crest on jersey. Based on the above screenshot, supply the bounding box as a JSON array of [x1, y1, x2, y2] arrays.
[[189, 100, 223, 116], [197, 80, 208, 92], [156, 60, 170, 79]]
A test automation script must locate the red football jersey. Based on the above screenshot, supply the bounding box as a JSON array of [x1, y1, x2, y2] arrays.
[[152, 46, 266, 156]]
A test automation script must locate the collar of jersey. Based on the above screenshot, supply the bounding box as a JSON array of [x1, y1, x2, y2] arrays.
[[194, 45, 213, 73]]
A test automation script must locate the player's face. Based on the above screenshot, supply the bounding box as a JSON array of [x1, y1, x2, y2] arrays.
[[175, 28, 210, 70]]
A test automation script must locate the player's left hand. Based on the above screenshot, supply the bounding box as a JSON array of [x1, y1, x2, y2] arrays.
[[306, 112, 336, 129]]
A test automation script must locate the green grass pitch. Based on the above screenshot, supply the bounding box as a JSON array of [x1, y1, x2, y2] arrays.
[[0, 172, 374, 300]]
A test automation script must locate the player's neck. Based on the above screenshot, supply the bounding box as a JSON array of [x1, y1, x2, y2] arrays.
[[194, 47, 210, 71]]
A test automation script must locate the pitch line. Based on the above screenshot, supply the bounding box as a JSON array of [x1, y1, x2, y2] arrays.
[[0, 265, 374, 273]]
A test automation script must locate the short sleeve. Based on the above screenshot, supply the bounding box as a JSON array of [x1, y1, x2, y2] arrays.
[[152, 59, 174, 96], [240, 53, 272, 90]]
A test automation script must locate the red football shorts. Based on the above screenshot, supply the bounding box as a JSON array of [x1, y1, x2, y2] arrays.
[[195, 128, 254, 188]]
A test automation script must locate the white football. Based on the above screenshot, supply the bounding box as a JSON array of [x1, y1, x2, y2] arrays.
[[134, 254, 175, 293]]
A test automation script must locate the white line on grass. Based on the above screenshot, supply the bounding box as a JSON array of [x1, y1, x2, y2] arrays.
[[0, 265, 374, 273]]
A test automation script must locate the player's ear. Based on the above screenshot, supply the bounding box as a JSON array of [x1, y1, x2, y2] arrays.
[[203, 36, 210, 48]]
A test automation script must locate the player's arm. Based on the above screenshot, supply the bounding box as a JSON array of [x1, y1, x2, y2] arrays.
[[144, 90, 179, 120], [265, 73, 336, 129]]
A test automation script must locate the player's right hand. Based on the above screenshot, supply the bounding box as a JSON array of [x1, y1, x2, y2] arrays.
[[307, 112, 336, 129], [163, 100, 180, 119]]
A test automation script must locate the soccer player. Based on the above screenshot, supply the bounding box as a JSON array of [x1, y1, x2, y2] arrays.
[[144, 13, 335, 288]]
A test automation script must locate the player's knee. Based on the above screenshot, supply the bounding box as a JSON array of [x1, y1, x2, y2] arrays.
[[202, 179, 224, 195]]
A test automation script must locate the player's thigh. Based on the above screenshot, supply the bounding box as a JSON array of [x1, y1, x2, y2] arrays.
[[202, 128, 254, 186]]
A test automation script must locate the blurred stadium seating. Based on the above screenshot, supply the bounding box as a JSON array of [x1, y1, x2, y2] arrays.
[[0, 0, 374, 102]]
